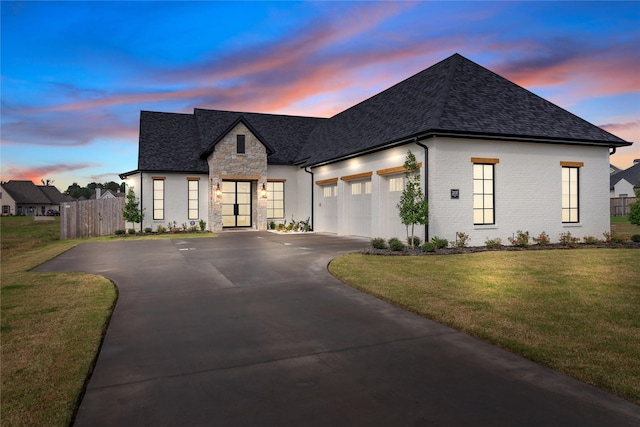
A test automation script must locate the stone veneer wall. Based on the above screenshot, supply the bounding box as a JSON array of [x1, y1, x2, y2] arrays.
[[207, 122, 268, 230]]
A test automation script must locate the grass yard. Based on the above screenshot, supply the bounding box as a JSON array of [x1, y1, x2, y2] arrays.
[[1, 217, 116, 426], [330, 249, 640, 404], [611, 215, 640, 239]]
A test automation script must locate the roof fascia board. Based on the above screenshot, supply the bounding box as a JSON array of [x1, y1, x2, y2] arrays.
[[305, 130, 632, 169]]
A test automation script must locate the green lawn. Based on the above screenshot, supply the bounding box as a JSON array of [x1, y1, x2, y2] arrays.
[[1, 217, 116, 426], [330, 249, 640, 404], [611, 215, 640, 239], [0, 217, 218, 426]]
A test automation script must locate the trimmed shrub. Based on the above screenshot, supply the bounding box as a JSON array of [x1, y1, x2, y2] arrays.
[[422, 242, 437, 252], [532, 231, 550, 246], [508, 230, 529, 247], [485, 238, 502, 249], [583, 236, 601, 244], [454, 232, 470, 248], [558, 231, 579, 247], [610, 235, 626, 244], [128, 228, 136, 235], [631, 234, 640, 243], [199, 219, 207, 231], [388, 237, 405, 252], [114, 229, 125, 235], [371, 237, 387, 249], [431, 236, 448, 249], [144, 227, 153, 233], [156, 225, 166, 233], [407, 236, 422, 247]]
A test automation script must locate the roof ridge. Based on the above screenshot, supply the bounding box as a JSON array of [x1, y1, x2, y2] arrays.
[[194, 107, 326, 120]]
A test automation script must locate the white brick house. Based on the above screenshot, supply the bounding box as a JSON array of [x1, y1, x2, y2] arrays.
[[121, 54, 632, 243]]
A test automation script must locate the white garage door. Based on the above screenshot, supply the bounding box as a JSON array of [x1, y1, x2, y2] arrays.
[[346, 180, 371, 237]]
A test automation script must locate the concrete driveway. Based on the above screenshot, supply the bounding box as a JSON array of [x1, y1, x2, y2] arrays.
[[35, 231, 640, 426]]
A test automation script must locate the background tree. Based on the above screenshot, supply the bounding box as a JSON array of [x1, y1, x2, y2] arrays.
[[629, 188, 640, 226], [122, 187, 144, 227], [397, 149, 428, 248]]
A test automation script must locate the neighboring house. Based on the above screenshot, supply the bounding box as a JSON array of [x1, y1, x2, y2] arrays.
[[610, 160, 640, 198], [610, 164, 623, 175], [91, 188, 126, 199], [0, 181, 71, 216], [120, 53, 632, 243]]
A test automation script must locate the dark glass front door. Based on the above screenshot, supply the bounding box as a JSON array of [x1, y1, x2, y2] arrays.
[[222, 181, 252, 227]]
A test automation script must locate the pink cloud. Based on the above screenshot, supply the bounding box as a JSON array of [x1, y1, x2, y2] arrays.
[[1, 163, 95, 185]]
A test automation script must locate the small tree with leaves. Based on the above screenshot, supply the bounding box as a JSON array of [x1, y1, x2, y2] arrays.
[[397, 150, 428, 249], [123, 187, 144, 228], [629, 188, 640, 226]]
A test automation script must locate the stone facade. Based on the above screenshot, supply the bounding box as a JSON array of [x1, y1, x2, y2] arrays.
[[206, 122, 268, 230]]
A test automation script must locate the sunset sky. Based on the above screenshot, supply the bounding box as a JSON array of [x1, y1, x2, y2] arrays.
[[2, 1, 639, 192]]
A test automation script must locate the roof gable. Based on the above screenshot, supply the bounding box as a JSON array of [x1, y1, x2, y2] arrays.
[[194, 109, 325, 164], [611, 162, 640, 190], [199, 115, 276, 159], [297, 53, 630, 166]]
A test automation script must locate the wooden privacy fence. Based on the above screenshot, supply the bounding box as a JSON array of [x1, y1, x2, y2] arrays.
[[610, 197, 637, 217], [60, 198, 126, 239]]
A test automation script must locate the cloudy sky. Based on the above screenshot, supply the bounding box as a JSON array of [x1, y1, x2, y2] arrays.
[[2, 1, 639, 192]]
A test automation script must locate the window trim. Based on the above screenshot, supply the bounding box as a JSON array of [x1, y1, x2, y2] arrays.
[[152, 177, 165, 220], [561, 164, 580, 223], [237, 134, 245, 154], [187, 178, 199, 220], [266, 181, 285, 219], [472, 162, 495, 225]]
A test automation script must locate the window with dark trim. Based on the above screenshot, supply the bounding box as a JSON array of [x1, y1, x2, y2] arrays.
[[562, 166, 579, 223], [473, 163, 495, 225], [237, 135, 245, 154], [188, 179, 199, 219], [153, 179, 164, 220], [267, 181, 284, 219]]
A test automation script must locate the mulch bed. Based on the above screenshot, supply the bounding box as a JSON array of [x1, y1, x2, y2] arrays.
[[363, 242, 640, 256]]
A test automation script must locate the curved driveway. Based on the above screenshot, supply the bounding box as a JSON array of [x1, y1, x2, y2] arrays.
[[36, 231, 640, 426]]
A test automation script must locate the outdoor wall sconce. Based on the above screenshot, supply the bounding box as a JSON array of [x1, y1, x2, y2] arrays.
[[215, 182, 222, 198], [261, 183, 268, 199]]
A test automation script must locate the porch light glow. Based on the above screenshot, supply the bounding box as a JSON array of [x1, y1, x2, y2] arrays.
[[215, 183, 221, 198], [261, 183, 267, 198]]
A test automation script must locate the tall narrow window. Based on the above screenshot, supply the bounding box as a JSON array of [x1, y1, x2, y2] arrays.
[[188, 179, 199, 219], [562, 166, 579, 223], [153, 178, 164, 220], [237, 134, 245, 154], [267, 181, 285, 219], [473, 164, 495, 225]]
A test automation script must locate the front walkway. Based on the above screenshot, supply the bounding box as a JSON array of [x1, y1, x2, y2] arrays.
[[35, 232, 640, 426]]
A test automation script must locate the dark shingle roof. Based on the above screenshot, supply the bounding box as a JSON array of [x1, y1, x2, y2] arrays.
[[611, 161, 640, 190], [38, 185, 73, 203], [2, 181, 54, 204], [138, 111, 207, 173], [194, 109, 325, 164], [297, 53, 630, 166], [129, 54, 631, 174]]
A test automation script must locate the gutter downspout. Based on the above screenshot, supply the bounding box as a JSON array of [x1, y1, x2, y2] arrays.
[[415, 138, 429, 243], [139, 172, 144, 233], [304, 166, 314, 231], [610, 147, 617, 156]]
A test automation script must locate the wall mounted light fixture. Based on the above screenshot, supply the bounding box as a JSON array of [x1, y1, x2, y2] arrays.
[[215, 182, 222, 198], [261, 183, 267, 198]]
